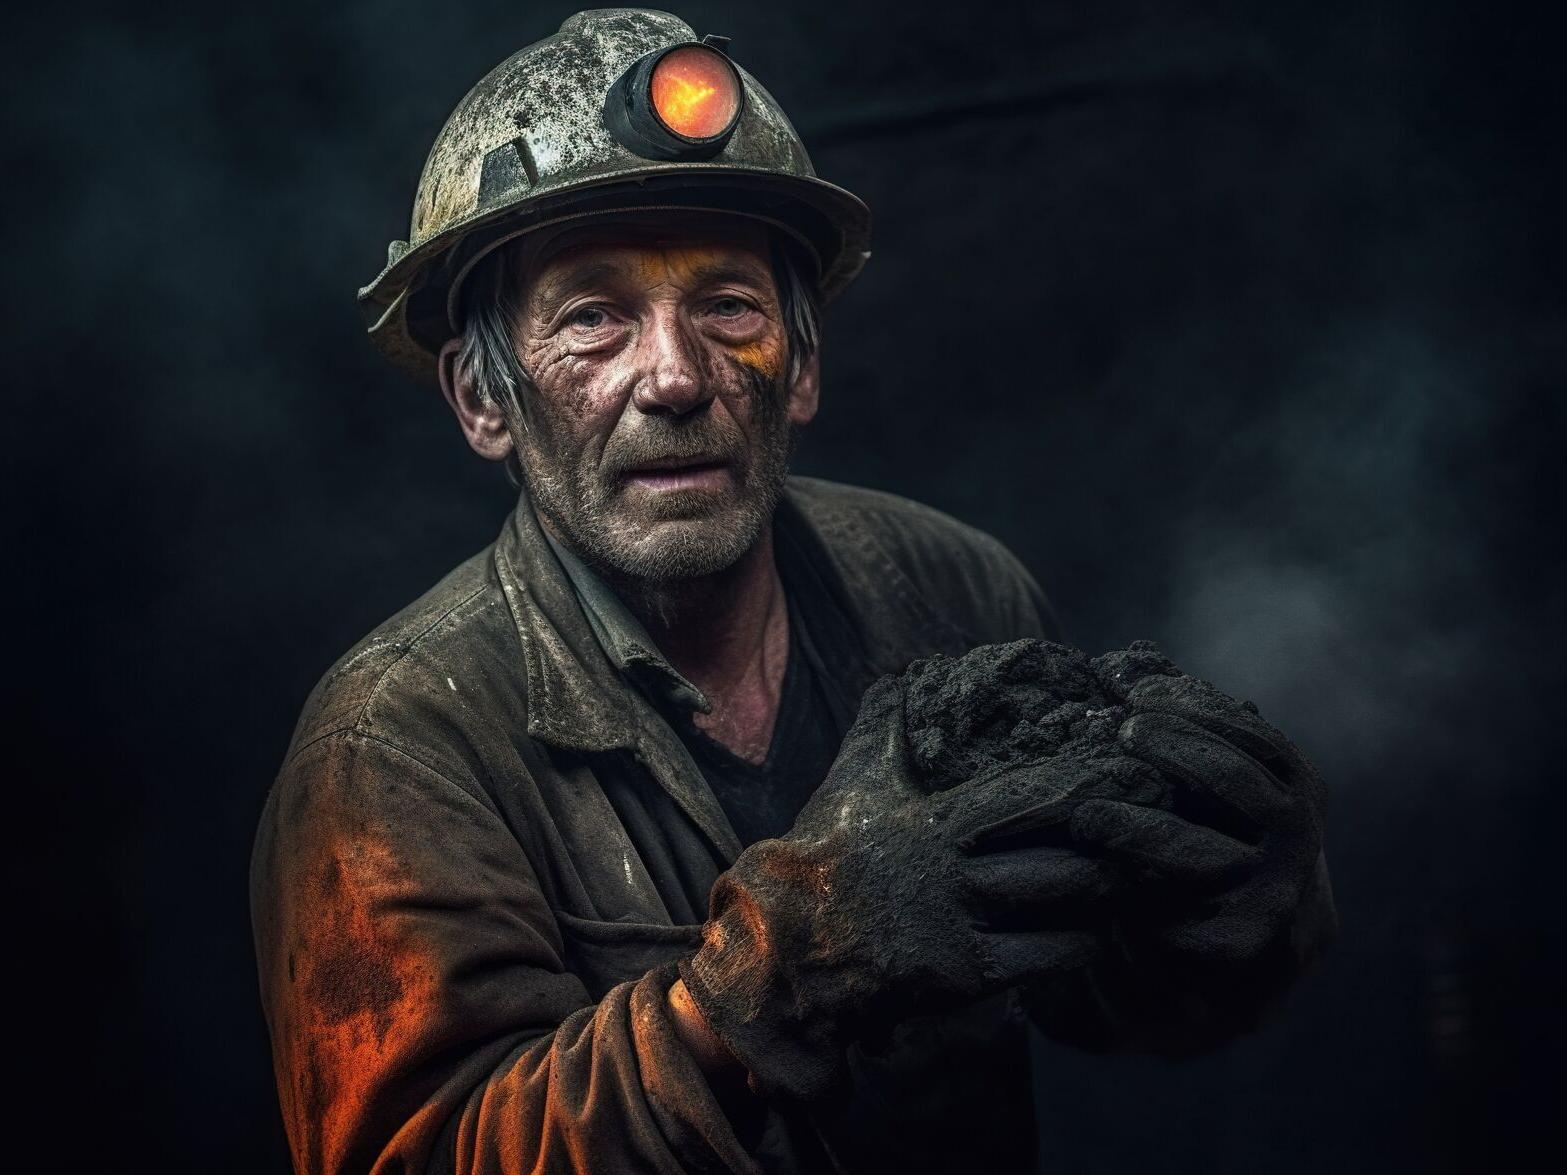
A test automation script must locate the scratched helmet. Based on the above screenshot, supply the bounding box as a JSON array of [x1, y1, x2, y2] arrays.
[[358, 7, 872, 384]]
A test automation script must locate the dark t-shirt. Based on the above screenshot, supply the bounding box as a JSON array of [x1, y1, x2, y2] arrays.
[[666, 528, 848, 847], [672, 591, 842, 847]]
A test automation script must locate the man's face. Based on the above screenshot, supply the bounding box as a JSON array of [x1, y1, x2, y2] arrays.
[[505, 216, 813, 583]]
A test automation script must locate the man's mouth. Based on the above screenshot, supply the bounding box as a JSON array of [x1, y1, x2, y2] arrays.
[[620, 456, 733, 493]]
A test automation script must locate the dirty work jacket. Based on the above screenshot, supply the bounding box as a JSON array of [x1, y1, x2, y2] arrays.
[[249, 476, 1073, 1174]]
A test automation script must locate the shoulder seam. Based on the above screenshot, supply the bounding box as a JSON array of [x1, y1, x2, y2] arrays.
[[792, 478, 1039, 646], [349, 583, 492, 732], [281, 727, 508, 826], [814, 488, 979, 648]]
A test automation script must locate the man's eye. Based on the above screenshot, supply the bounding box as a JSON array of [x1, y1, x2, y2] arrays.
[[569, 306, 609, 329], [711, 297, 750, 318]]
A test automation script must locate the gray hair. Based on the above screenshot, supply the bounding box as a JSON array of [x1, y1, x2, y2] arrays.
[[453, 229, 823, 479]]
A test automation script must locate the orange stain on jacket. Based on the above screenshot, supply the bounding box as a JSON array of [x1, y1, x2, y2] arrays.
[[287, 835, 441, 1172]]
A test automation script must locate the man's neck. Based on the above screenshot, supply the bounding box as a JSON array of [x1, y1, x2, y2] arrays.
[[602, 530, 792, 764]]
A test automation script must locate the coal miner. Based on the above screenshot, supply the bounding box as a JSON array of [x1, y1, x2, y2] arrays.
[[251, 10, 1337, 1173]]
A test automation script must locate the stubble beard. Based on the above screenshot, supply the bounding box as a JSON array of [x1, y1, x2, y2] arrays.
[[515, 365, 795, 588]]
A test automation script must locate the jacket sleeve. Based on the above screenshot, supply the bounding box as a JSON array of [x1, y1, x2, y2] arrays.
[[250, 730, 761, 1175]]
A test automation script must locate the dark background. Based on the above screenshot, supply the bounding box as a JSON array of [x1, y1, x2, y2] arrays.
[[8, 0, 1563, 1170]]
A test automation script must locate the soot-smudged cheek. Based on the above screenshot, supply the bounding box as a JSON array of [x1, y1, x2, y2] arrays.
[[529, 346, 620, 425], [728, 337, 784, 382]]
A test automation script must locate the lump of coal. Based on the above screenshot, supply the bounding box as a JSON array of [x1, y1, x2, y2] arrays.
[[900, 638, 1186, 811]]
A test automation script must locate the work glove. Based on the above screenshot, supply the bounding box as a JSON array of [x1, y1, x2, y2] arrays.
[[678, 673, 1159, 1102], [1047, 643, 1336, 1047]]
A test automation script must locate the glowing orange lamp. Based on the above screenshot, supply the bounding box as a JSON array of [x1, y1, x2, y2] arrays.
[[603, 40, 745, 160]]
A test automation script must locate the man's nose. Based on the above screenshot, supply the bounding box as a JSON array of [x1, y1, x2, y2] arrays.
[[629, 310, 711, 417]]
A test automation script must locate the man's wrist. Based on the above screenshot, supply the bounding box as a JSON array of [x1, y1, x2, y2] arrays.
[[667, 977, 745, 1077]]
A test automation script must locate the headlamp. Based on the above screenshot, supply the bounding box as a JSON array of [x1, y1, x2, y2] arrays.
[[602, 39, 744, 161]]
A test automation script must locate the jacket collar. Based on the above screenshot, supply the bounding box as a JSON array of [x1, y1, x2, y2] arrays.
[[493, 489, 644, 754], [494, 490, 743, 860], [541, 527, 711, 717], [494, 477, 950, 745], [491, 478, 941, 861]]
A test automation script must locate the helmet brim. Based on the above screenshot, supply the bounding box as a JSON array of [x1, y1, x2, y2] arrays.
[[358, 165, 870, 386]]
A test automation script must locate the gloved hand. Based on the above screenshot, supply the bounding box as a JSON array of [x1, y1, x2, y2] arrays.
[[1053, 644, 1337, 1046], [678, 674, 1147, 1102]]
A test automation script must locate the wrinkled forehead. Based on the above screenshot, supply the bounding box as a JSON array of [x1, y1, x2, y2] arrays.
[[510, 210, 777, 295]]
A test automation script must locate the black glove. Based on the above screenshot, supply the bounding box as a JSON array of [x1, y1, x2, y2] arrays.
[[679, 675, 1138, 1102], [1049, 645, 1337, 1048]]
